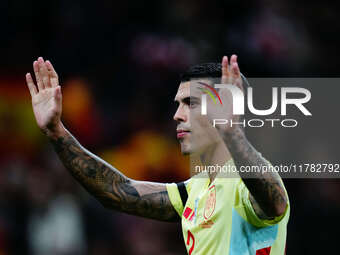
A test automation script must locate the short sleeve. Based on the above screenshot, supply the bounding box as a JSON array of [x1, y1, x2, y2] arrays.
[[166, 180, 192, 217], [166, 183, 184, 216], [238, 180, 289, 228]]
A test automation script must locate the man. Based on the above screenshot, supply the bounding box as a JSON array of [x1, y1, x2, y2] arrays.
[[25, 55, 289, 254]]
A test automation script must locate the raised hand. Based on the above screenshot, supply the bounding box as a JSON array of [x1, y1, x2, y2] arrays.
[[221, 55, 242, 88], [220, 54, 244, 132], [26, 57, 63, 136], [205, 54, 244, 134]]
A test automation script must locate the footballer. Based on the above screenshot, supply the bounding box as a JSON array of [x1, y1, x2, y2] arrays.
[[25, 55, 289, 254]]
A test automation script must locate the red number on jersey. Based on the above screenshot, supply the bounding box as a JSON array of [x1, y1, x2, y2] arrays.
[[186, 230, 195, 255]]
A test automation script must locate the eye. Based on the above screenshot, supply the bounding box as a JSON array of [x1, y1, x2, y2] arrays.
[[189, 99, 200, 109], [181, 97, 200, 109], [189, 101, 196, 108]]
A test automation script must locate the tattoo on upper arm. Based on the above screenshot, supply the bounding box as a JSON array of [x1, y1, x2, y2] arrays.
[[50, 132, 179, 222], [249, 193, 273, 220], [223, 128, 287, 218]]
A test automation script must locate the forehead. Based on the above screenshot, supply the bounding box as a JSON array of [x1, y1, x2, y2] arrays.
[[175, 79, 214, 100]]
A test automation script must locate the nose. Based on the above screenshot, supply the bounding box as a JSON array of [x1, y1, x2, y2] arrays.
[[173, 104, 187, 123]]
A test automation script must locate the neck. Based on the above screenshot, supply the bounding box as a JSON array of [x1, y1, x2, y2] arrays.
[[198, 141, 231, 183]]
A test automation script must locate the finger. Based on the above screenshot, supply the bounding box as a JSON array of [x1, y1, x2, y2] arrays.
[[230, 54, 243, 90], [38, 57, 51, 88], [231, 62, 243, 91], [33, 60, 44, 90], [25, 73, 38, 96], [221, 56, 230, 84], [45, 60, 59, 87], [230, 54, 240, 80], [231, 62, 240, 78], [230, 54, 237, 65]]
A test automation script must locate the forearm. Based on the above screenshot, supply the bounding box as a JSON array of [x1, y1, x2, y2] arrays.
[[47, 123, 178, 221], [221, 127, 287, 218], [48, 123, 129, 206]]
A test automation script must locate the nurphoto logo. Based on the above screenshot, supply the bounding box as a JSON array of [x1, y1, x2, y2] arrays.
[[200, 83, 312, 128]]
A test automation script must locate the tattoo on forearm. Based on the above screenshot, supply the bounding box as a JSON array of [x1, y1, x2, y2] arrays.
[[223, 128, 287, 218], [50, 131, 179, 222]]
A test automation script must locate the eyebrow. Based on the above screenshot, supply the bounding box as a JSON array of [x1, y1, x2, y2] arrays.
[[174, 96, 200, 104]]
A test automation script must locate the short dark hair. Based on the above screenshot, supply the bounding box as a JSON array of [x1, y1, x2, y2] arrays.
[[180, 62, 249, 130], [180, 62, 249, 88], [180, 63, 222, 82]]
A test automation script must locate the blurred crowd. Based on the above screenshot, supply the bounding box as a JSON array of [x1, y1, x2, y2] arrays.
[[1, 0, 340, 254]]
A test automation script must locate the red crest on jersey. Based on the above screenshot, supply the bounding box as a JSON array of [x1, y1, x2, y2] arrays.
[[204, 185, 216, 220]]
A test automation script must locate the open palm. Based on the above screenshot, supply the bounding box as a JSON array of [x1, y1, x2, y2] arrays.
[[207, 55, 244, 133], [26, 57, 62, 133]]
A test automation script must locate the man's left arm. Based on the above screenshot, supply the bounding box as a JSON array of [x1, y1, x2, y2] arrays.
[[218, 55, 288, 220]]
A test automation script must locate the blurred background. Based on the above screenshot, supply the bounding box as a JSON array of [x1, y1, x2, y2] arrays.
[[1, 0, 340, 254]]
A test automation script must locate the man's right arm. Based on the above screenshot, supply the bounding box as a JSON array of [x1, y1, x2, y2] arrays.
[[26, 57, 179, 222], [50, 125, 179, 221]]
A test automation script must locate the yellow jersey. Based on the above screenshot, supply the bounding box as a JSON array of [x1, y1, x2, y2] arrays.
[[166, 159, 289, 255]]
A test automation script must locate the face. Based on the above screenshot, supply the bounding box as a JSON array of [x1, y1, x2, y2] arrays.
[[174, 79, 223, 155]]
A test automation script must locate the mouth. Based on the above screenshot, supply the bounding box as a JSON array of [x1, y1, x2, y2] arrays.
[[177, 129, 190, 139]]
